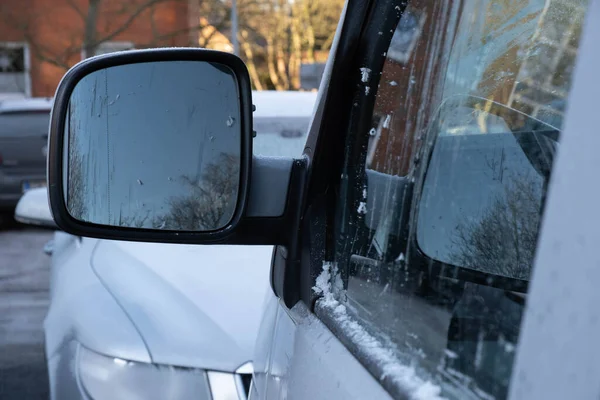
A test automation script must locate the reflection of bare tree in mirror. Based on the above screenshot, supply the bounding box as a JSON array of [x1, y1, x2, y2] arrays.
[[154, 153, 240, 231], [117, 209, 151, 228], [66, 102, 88, 220], [449, 172, 543, 280]]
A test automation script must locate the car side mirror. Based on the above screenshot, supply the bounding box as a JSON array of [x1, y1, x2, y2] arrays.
[[47, 49, 253, 242], [15, 187, 57, 229]]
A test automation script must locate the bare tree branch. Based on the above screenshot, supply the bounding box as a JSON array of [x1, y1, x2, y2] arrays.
[[153, 153, 240, 231], [65, 0, 87, 21], [24, 33, 72, 70], [91, 0, 177, 49], [448, 172, 543, 280], [138, 21, 222, 48]]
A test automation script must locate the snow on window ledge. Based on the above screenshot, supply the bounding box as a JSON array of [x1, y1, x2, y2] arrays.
[[313, 262, 446, 400]]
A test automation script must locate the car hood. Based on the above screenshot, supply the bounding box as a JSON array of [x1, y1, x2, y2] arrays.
[[91, 240, 273, 372]]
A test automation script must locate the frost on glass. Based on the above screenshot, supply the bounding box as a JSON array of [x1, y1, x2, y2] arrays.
[[329, 0, 589, 399]]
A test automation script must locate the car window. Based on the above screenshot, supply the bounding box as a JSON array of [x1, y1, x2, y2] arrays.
[[328, 0, 588, 398], [0, 111, 50, 137]]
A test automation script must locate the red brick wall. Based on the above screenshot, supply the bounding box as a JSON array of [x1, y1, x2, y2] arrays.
[[370, 0, 455, 176], [0, 0, 190, 97]]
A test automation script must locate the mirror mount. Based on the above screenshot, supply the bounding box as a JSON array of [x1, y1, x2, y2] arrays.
[[48, 48, 254, 243]]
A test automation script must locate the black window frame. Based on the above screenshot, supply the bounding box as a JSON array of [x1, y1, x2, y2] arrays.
[[307, 0, 417, 398]]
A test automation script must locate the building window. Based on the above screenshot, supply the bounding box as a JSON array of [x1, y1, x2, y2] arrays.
[[0, 42, 31, 97]]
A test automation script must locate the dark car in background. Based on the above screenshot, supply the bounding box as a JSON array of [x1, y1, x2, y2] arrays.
[[0, 98, 52, 213]]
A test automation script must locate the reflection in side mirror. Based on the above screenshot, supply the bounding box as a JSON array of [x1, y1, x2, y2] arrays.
[[416, 97, 559, 282], [64, 60, 242, 232]]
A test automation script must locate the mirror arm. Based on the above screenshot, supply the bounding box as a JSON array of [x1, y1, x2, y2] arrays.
[[220, 156, 309, 247]]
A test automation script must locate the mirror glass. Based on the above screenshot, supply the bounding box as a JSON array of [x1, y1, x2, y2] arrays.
[[417, 97, 559, 281], [64, 61, 242, 231]]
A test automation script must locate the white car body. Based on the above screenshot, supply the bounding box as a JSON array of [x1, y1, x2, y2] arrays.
[[16, 91, 317, 400]]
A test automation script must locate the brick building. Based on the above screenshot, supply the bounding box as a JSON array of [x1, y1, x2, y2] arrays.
[[0, 0, 196, 97]]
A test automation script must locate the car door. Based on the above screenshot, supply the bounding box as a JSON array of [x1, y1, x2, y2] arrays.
[[253, 0, 593, 399]]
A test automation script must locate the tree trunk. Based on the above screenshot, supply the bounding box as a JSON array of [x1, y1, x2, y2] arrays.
[[240, 30, 264, 90], [289, 11, 302, 90], [276, 37, 289, 90], [267, 36, 284, 90], [83, 0, 101, 58], [305, 6, 316, 64]]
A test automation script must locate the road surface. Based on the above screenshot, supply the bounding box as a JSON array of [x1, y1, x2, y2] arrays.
[[0, 221, 52, 399]]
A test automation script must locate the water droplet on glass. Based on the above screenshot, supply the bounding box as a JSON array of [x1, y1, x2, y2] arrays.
[[226, 116, 235, 127], [137, 179, 143, 185]]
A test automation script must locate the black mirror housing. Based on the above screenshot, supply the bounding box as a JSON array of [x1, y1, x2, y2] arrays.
[[47, 48, 254, 243]]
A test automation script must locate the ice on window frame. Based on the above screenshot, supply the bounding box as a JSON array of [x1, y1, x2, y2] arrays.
[[313, 263, 446, 400], [357, 202, 367, 214], [360, 67, 372, 83]]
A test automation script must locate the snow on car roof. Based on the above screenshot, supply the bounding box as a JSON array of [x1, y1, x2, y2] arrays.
[[252, 90, 318, 118], [0, 97, 53, 114]]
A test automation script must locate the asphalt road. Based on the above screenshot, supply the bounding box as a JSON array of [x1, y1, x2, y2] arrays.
[[0, 219, 53, 399]]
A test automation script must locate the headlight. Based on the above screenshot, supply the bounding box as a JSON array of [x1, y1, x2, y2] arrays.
[[207, 371, 247, 400], [78, 346, 211, 400]]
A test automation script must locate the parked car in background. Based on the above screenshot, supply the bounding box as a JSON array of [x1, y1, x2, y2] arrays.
[[15, 91, 317, 400], [0, 97, 52, 213], [252, 90, 317, 156]]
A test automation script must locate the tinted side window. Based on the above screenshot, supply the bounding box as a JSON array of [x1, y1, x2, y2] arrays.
[[326, 0, 588, 398], [0, 111, 50, 137]]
